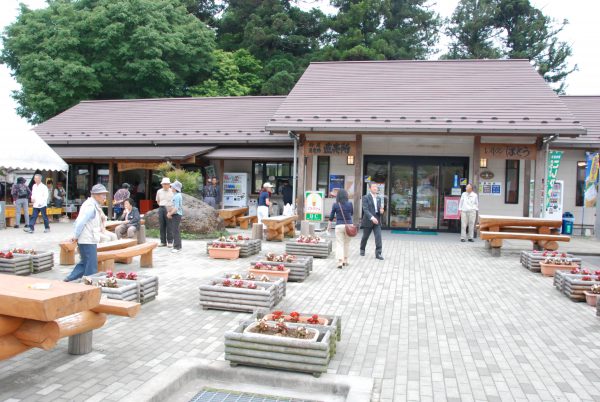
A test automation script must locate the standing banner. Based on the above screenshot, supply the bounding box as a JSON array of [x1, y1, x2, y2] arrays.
[[584, 152, 599, 208], [546, 151, 563, 210], [304, 191, 324, 222]]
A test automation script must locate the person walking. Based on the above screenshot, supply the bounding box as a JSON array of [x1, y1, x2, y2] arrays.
[[115, 198, 140, 239], [46, 180, 54, 207], [327, 189, 354, 269], [459, 183, 479, 242], [11, 177, 31, 228], [156, 177, 174, 247], [360, 182, 384, 260], [281, 180, 293, 206], [257, 182, 273, 224], [203, 176, 219, 208], [168, 180, 183, 253], [64, 184, 109, 281], [53, 182, 66, 208], [113, 183, 130, 218], [24, 174, 50, 233]]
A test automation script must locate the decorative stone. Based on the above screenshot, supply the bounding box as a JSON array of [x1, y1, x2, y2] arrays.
[[145, 193, 224, 234]]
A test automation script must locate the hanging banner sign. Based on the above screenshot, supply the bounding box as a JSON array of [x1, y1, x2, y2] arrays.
[[545, 151, 563, 210], [305, 191, 324, 221], [480, 143, 537, 160], [584, 152, 599, 208]]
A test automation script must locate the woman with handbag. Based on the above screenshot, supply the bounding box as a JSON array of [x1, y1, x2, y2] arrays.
[[327, 189, 355, 269]]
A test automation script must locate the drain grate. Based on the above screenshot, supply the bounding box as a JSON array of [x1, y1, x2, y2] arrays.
[[190, 387, 322, 402]]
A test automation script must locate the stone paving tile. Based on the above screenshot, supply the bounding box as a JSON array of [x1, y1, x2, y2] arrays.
[[1, 223, 600, 401]]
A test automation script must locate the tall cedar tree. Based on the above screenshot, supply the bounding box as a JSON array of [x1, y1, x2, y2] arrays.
[[323, 0, 440, 61], [445, 0, 576, 93], [1, 0, 215, 123]]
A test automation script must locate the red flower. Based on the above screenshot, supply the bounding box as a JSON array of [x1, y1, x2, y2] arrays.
[[116, 271, 127, 279], [272, 310, 284, 320], [582, 269, 591, 275], [276, 264, 285, 271], [570, 268, 580, 274], [307, 314, 320, 324], [233, 280, 244, 288], [106, 270, 114, 278], [582, 276, 593, 281], [222, 279, 232, 287], [126, 272, 138, 280], [289, 312, 300, 322]]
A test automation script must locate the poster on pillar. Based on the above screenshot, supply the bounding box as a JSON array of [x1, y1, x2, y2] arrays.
[[545, 151, 563, 211], [345, 175, 355, 198], [584, 152, 599, 208], [328, 175, 345, 198]]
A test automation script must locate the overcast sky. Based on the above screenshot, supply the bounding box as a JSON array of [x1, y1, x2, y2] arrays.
[[1, 0, 598, 134]]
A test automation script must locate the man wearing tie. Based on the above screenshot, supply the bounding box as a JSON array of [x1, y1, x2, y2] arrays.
[[360, 182, 384, 260]]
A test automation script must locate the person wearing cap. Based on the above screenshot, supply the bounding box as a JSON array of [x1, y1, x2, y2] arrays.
[[65, 184, 108, 281], [113, 183, 130, 218], [257, 182, 273, 224], [168, 181, 184, 253], [156, 177, 174, 247], [11, 177, 31, 228]]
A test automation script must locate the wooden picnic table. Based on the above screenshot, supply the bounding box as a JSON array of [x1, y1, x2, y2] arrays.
[[478, 215, 569, 256], [218, 207, 249, 228], [0, 275, 140, 360], [261, 215, 298, 241]]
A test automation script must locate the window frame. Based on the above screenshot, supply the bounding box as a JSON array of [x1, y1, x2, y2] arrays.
[[251, 161, 293, 194], [576, 161, 586, 207], [316, 156, 330, 196], [504, 159, 520, 204]]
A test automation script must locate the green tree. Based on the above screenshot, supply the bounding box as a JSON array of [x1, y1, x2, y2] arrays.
[[2, 0, 215, 124]]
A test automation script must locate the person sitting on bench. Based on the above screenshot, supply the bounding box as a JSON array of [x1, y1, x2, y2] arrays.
[[116, 198, 140, 240]]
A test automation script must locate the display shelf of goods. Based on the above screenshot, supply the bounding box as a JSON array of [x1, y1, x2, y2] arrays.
[[248, 262, 290, 282], [251, 253, 313, 282], [520, 251, 579, 273], [199, 278, 282, 312], [224, 321, 332, 377], [207, 236, 261, 258], [285, 236, 332, 258], [207, 243, 241, 260], [539, 258, 579, 277], [85, 271, 159, 304], [0, 252, 32, 275], [222, 273, 286, 304], [81, 276, 139, 301]]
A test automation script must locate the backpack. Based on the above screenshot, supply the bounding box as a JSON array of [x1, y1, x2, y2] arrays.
[[17, 185, 29, 199]]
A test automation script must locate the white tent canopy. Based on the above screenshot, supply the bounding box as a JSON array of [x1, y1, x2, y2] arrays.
[[1, 129, 68, 171]]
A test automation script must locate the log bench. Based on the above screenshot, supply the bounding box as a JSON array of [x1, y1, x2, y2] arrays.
[[480, 231, 570, 256], [218, 207, 249, 228], [261, 215, 298, 241], [237, 215, 258, 230], [59, 238, 137, 266], [0, 275, 140, 359], [97, 242, 158, 271]]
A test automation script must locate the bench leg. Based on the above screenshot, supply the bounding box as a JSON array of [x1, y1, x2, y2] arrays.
[[60, 249, 75, 265], [140, 251, 153, 268], [115, 257, 133, 264], [284, 222, 295, 237], [484, 240, 491, 249], [68, 331, 93, 355], [251, 223, 263, 240], [490, 247, 501, 257], [98, 260, 115, 272], [239, 220, 249, 230]]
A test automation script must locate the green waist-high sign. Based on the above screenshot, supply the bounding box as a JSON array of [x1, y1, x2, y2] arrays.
[[305, 191, 324, 221], [546, 150, 563, 211]]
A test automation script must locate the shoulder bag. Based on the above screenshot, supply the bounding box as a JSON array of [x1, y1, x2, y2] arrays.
[[338, 202, 358, 237]]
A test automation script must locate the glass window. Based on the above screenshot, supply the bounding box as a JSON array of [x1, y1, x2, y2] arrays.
[[576, 161, 586, 207], [254, 163, 264, 193], [316, 156, 330, 195], [505, 160, 520, 204], [252, 161, 292, 193]]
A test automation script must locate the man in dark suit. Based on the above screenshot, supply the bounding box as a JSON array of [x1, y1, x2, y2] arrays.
[[360, 182, 384, 260]]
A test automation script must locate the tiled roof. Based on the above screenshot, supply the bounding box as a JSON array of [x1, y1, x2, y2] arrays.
[[51, 145, 215, 160], [34, 96, 290, 145], [266, 59, 586, 136], [556, 96, 600, 148], [203, 147, 293, 160]]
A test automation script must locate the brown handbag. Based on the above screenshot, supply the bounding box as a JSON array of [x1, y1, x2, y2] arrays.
[[338, 202, 358, 237]]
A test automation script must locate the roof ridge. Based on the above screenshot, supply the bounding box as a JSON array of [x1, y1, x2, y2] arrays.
[[80, 96, 287, 104], [560, 95, 600, 98], [309, 59, 531, 65]]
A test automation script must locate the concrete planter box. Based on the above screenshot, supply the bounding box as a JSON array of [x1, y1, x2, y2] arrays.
[[199, 279, 281, 312], [563, 276, 600, 302], [250, 256, 313, 282], [85, 272, 158, 304], [222, 276, 286, 304], [285, 240, 332, 259], [14, 251, 54, 273], [82, 276, 138, 301], [0, 255, 32, 276], [520, 251, 579, 273], [207, 240, 261, 258], [208, 246, 240, 260], [224, 322, 332, 377]]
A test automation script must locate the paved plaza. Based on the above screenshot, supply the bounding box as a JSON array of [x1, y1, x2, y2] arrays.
[[1, 223, 600, 401]]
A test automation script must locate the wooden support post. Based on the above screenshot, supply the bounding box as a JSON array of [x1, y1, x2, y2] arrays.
[[354, 134, 362, 218], [108, 161, 114, 219], [523, 159, 532, 217], [217, 159, 225, 209], [533, 137, 545, 218], [473, 136, 481, 191], [297, 134, 306, 220], [140, 251, 153, 268]]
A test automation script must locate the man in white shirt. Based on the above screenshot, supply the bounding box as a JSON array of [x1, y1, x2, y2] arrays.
[[24, 174, 50, 233], [458, 184, 479, 242]]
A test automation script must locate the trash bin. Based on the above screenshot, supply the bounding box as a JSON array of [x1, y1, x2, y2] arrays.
[[562, 212, 574, 235]]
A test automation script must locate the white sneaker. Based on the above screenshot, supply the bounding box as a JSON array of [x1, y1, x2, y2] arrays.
[[171, 248, 181, 253], [167, 243, 173, 248]]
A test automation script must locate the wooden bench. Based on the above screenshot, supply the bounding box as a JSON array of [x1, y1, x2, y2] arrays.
[[480, 231, 570, 256], [59, 238, 137, 266], [218, 207, 249, 227], [237, 215, 258, 230], [5, 206, 63, 226], [261, 215, 298, 241], [0, 276, 140, 359], [97, 242, 158, 272]]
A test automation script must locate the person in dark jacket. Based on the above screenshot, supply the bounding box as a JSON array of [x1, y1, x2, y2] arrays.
[[281, 180, 293, 206], [360, 182, 384, 260], [11, 177, 31, 228], [327, 189, 354, 269], [115, 198, 140, 239]]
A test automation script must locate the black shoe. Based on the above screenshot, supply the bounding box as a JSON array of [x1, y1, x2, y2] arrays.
[[468, 239, 474, 242], [461, 239, 466, 242], [376, 255, 384, 260], [13, 225, 19, 229], [360, 251, 365, 256]]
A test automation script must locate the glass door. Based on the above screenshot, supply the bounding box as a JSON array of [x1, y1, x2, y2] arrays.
[[415, 165, 439, 230], [389, 164, 413, 229]]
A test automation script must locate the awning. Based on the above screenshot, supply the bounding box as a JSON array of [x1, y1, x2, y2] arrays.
[[1, 130, 68, 171], [203, 147, 293, 160], [51, 145, 216, 160]]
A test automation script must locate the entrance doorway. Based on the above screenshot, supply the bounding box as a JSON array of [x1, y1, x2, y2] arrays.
[[364, 156, 469, 232]]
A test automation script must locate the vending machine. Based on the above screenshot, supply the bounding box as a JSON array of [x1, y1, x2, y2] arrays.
[[223, 173, 248, 208], [545, 179, 564, 220]]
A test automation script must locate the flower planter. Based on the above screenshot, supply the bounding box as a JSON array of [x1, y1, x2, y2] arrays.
[[208, 246, 241, 260], [0, 255, 32, 276], [562, 275, 600, 302], [248, 267, 290, 282], [285, 240, 332, 259], [224, 322, 332, 377], [81, 276, 138, 301], [539, 262, 578, 277], [199, 279, 281, 312], [206, 239, 261, 258], [243, 321, 320, 342], [13, 251, 54, 273], [520, 251, 579, 273], [250, 257, 313, 282], [584, 291, 600, 307], [221, 275, 286, 304], [263, 313, 328, 326], [84, 272, 159, 304]]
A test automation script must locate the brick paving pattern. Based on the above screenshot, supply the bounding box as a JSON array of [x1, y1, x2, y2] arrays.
[[1, 223, 600, 401]]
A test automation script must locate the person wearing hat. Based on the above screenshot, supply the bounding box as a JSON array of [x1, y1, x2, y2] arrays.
[[65, 184, 108, 281], [11, 177, 31, 228], [257, 182, 273, 224], [168, 181, 183, 253], [156, 177, 174, 247]]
